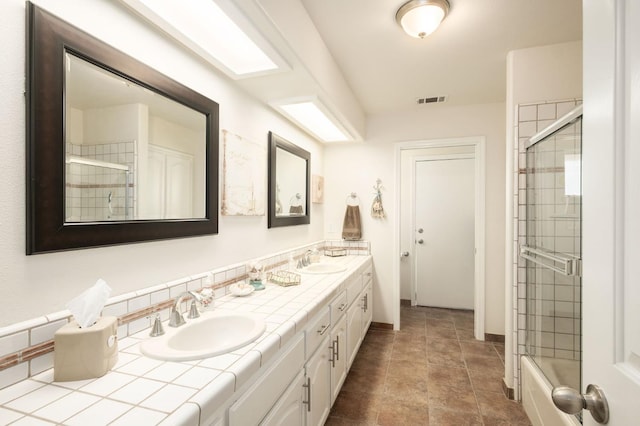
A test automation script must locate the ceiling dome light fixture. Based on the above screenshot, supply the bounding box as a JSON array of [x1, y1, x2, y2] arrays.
[[395, 0, 450, 39]]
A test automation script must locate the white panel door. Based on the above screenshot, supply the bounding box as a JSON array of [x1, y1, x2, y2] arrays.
[[164, 153, 193, 219], [414, 157, 475, 309], [580, 0, 640, 424]]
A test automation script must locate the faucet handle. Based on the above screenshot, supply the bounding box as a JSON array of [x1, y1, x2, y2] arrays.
[[149, 313, 165, 337], [188, 300, 200, 319], [169, 308, 186, 327]]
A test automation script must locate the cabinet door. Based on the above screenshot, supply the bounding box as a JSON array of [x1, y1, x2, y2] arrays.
[[305, 336, 331, 426], [261, 370, 305, 426], [330, 315, 347, 405], [362, 283, 373, 335], [346, 300, 362, 370]]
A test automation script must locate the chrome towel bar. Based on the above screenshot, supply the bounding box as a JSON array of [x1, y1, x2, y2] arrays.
[[520, 245, 581, 276]]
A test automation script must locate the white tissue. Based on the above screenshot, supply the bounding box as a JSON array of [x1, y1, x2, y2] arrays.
[[66, 279, 112, 328]]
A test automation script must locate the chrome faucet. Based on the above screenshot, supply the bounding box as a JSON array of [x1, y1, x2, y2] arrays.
[[296, 251, 312, 269], [169, 291, 203, 327]]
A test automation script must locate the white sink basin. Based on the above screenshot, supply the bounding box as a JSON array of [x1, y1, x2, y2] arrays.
[[141, 311, 266, 361], [301, 263, 347, 274]]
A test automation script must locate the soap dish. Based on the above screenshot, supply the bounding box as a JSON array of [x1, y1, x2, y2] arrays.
[[267, 271, 301, 287], [229, 283, 255, 297]]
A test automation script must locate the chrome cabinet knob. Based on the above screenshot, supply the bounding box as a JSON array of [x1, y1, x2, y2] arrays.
[[552, 384, 609, 424]]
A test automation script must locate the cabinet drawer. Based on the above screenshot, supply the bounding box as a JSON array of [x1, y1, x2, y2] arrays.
[[229, 333, 305, 426], [305, 307, 331, 358], [330, 291, 348, 324], [345, 275, 363, 307], [362, 265, 373, 286]]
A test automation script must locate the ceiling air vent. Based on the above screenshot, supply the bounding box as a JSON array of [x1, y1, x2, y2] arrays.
[[416, 96, 447, 105]]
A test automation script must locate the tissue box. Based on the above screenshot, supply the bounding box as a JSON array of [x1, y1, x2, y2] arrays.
[[54, 316, 118, 382]]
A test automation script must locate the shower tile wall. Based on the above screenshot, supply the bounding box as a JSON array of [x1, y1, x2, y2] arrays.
[[510, 99, 581, 399], [65, 141, 136, 221]]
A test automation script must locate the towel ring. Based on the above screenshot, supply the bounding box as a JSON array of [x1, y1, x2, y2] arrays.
[[346, 192, 360, 206]]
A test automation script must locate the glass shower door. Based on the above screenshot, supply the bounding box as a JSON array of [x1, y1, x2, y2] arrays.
[[523, 113, 582, 394]]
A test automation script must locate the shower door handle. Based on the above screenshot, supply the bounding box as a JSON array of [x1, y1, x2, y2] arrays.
[[552, 384, 609, 424]]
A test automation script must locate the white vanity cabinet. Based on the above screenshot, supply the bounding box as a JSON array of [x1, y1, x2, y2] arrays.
[[328, 291, 348, 405], [226, 258, 372, 426], [304, 333, 331, 426], [260, 371, 306, 426], [329, 314, 347, 404], [228, 334, 305, 426], [362, 267, 373, 333], [346, 263, 373, 370], [302, 307, 332, 426]]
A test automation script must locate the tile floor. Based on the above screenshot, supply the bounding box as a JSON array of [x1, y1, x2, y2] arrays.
[[326, 306, 531, 425]]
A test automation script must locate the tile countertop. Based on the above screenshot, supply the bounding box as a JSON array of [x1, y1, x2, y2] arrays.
[[0, 255, 371, 426]]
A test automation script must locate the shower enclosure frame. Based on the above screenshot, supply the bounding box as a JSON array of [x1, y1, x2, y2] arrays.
[[521, 104, 583, 422]]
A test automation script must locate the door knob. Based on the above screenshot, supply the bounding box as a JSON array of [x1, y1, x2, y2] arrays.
[[417, 228, 424, 233], [417, 239, 424, 244], [552, 384, 609, 424], [401, 251, 410, 257]]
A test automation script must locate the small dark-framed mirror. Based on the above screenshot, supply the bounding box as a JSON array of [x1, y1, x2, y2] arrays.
[[26, 3, 219, 254], [267, 132, 310, 228]]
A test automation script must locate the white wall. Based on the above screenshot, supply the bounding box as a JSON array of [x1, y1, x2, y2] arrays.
[[0, 0, 324, 327], [324, 102, 506, 334]]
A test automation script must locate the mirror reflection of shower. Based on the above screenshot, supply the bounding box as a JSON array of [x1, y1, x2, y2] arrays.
[[65, 154, 132, 222]]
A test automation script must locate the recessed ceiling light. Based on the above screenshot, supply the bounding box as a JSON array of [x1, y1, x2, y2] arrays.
[[272, 98, 351, 143], [120, 0, 287, 77]]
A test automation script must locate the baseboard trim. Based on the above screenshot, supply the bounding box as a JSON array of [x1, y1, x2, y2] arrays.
[[370, 322, 394, 330], [400, 299, 411, 306], [502, 378, 515, 400], [485, 333, 505, 343]]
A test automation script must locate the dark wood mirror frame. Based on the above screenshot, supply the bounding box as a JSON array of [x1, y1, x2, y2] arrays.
[[267, 131, 310, 228], [26, 3, 219, 254]]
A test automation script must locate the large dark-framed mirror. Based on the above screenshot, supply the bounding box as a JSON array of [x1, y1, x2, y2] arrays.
[[26, 3, 219, 254], [267, 132, 310, 228]]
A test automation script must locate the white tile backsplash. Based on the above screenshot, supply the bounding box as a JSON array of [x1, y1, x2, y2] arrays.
[[29, 352, 54, 376], [30, 319, 67, 345], [0, 363, 29, 391], [0, 331, 28, 358]]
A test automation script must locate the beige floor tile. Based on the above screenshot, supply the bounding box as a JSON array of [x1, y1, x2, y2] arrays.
[[330, 306, 530, 426]]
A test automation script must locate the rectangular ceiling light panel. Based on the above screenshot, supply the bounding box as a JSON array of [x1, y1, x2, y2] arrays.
[[121, 0, 285, 77], [276, 100, 350, 143]]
